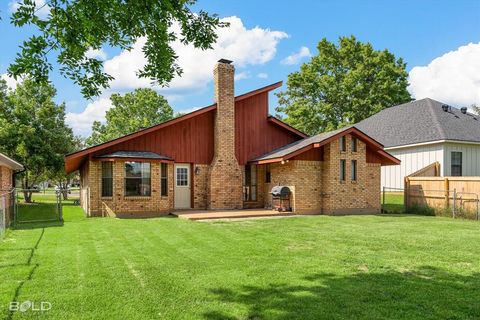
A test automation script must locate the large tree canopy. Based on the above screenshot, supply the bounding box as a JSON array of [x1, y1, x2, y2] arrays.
[[86, 88, 174, 146], [0, 78, 74, 202], [276, 36, 412, 136], [7, 0, 226, 99]]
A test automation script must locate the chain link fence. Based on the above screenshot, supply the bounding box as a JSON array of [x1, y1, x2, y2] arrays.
[[382, 187, 479, 220], [14, 188, 63, 225], [0, 190, 15, 238]]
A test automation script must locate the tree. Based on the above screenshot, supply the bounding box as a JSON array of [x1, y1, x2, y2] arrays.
[[0, 79, 74, 202], [47, 135, 84, 200], [276, 36, 412, 136], [7, 1, 227, 99], [86, 88, 174, 146]]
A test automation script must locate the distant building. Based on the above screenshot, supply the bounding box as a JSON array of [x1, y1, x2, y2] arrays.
[[356, 98, 480, 189]]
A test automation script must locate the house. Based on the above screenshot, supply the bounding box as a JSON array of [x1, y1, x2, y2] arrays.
[[356, 98, 480, 189], [0, 152, 23, 190], [64, 59, 399, 217]]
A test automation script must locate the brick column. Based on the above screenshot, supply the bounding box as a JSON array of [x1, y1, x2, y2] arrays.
[[207, 59, 243, 209]]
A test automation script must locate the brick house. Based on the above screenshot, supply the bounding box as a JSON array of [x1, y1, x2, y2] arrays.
[[65, 59, 399, 217], [0, 153, 23, 191], [0, 153, 23, 227]]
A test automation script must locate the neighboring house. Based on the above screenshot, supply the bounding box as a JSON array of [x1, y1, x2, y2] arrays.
[[0, 152, 23, 190], [356, 98, 480, 189], [64, 59, 398, 217]]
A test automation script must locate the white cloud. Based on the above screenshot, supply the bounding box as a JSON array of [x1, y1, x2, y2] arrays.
[[1, 73, 22, 90], [104, 16, 288, 93], [408, 42, 480, 107], [65, 98, 112, 137], [257, 73, 268, 79], [281, 46, 311, 65], [234, 71, 250, 81], [85, 48, 107, 61], [9, 0, 51, 19], [66, 16, 288, 137]]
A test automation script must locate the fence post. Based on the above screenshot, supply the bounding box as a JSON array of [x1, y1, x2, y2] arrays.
[[444, 178, 449, 208], [404, 177, 409, 213], [452, 188, 457, 219]]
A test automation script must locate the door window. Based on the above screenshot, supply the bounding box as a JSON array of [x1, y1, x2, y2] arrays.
[[176, 167, 189, 186]]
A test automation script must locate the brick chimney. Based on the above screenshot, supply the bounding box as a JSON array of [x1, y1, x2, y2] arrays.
[[207, 59, 243, 209]]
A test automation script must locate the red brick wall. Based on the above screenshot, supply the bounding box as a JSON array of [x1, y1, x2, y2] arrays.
[[267, 134, 381, 214], [0, 165, 13, 190]]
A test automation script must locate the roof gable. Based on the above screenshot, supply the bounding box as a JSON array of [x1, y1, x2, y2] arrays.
[[356, 98, 480, 148], [65, 81, 305, 173], [250, 126, 400, 166]]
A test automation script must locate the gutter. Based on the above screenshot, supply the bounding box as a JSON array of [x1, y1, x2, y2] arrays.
[[12, 167, 26, 189]]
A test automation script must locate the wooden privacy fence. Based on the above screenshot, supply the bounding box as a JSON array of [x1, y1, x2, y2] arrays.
[[405, 176, 480, 219]]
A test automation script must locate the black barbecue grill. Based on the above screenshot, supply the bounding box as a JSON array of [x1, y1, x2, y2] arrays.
[[270, 186, 292, 212]]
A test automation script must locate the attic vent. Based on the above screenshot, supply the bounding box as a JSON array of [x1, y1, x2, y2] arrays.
[[442, 104, 450, 112], [460, 107, 467, 114]]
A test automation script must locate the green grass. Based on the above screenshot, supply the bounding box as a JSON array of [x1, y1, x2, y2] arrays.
[[382, 192, 404, 213], [15, 191, 74, 223], [1, 203, 480, 319]]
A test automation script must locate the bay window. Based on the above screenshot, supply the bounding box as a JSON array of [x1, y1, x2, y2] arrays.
[[125, 162, 151, 196]]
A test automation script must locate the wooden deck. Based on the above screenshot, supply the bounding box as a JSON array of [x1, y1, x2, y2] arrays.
[[173, 209, 295, 221]]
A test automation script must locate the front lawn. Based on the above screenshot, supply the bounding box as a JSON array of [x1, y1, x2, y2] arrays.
[[1, 202, 479, 319]]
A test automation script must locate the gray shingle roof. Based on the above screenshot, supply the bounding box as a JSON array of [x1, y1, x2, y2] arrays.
[[95, 151, 172, 160], [355, 98, 480, 148], [252, 126, 353, 161]]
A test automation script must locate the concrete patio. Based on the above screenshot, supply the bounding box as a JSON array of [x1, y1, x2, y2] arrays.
[[173, 209, 296, 221]]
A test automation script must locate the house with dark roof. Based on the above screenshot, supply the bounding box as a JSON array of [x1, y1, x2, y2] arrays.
[[65, 59, 398, 217], [356, 98, 480, 189]]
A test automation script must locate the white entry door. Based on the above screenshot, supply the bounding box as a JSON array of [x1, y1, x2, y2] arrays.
[[174, 164, 191, 209]]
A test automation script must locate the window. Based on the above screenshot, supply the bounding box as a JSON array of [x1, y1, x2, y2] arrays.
[[243, 164, 257, 201], [340, 159, 346, 181], [340, 136, 346, 152], [161, 163, 168, 196], [265, 164, 271, 183], [101, 162, 113, 197], [125, 162, 151, 196], [176, 167, 189, 186], [351, 137, 357, 152], [451, 152, 462, 176], [351, 160, 357, 181]]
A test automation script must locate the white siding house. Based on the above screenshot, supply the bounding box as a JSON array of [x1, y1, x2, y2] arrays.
[[356, 98, 480, 190], [381, 141, 480, 189]]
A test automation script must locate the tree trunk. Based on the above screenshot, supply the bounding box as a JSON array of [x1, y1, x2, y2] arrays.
[[23, 190, 33, 203], [23, 174, 33, 203]]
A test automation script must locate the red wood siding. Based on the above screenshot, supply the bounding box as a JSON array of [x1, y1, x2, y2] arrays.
[[92, 110, 215, 164], [292, 146, 324, 161], [366, 147, 383, 164], [235, 92, 301, 165]]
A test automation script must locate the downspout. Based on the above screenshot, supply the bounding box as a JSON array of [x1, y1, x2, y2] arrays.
[[12, 167, 26, 189]]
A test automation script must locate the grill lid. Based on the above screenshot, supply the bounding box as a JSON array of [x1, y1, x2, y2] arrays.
[[271, 186, 291, 197]]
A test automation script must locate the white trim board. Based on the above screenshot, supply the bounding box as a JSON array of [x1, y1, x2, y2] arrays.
[[385, 140, 480, 151]]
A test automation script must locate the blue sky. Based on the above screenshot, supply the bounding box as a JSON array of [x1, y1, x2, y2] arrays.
[[1, 0, 479, 136]]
